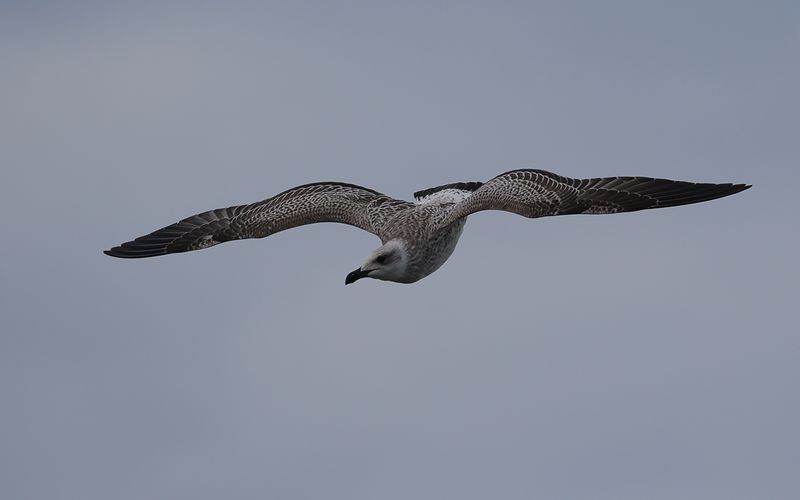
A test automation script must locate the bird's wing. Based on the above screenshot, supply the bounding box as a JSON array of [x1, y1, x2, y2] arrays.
[[104, 182, 412, 258], [434, 169, 750, 230]]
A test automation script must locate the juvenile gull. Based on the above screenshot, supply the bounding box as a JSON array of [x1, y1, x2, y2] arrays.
[[104, 169, 750, 284]]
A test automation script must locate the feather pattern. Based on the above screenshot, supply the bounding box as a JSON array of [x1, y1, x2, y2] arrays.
[[104, 182, 411, 258], [434, 169, 751, 230], [105, 169, 750, 274]]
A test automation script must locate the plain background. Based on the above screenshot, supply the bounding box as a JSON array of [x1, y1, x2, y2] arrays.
[[2, 1, 798, 499]]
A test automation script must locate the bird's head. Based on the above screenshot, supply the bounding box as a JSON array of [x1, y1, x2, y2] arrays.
[[345, 240, 411, 285]]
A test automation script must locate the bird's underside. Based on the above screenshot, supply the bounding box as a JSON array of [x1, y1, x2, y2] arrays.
[[105, 169, 750, 283]]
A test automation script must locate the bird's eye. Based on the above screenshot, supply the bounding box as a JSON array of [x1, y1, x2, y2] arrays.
[[376, 255, 387, 264]]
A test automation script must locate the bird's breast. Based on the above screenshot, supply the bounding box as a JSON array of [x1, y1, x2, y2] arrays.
[[409, 218, 467, 280]]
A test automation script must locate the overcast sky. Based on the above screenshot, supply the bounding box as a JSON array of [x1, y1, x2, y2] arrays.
[[2, 1, 798, 499]]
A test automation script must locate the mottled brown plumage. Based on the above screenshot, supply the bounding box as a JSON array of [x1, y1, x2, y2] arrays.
[[104, 182, 411, 258], [105, 169, 750, 284]]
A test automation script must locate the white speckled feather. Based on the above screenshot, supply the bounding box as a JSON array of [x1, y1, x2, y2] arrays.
[[414, 188, 476, 205]]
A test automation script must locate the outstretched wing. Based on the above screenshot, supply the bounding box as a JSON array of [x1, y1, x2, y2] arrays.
[[435, 169, 750, 230], [104, 182, 412, 258]]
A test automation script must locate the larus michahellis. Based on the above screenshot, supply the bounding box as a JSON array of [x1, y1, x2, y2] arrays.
[[104, 169, 750, 284]]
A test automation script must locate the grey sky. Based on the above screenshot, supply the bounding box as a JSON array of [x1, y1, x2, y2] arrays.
[[1, 1, 798, 499]]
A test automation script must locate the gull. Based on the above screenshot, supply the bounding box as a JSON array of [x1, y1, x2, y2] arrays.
[[104, 169, 750, 284]]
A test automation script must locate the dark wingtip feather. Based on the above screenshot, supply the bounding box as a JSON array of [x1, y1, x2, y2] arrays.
[[652, 181, 752, 209], [732, 183, 752, 196], [103, 245, 170, 259], [103, 205, 243, 259], [103, 247, 131, 258]]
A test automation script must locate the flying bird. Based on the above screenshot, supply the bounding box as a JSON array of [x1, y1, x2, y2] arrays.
[[105, 169, 750, 284]]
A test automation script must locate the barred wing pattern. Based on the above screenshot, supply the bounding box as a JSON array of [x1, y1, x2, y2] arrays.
[[105, 182, 411, 258], [436, 169, 751, 230]]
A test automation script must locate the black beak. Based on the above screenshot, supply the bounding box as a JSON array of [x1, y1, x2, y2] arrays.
[[345, 268, 371, 285]]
